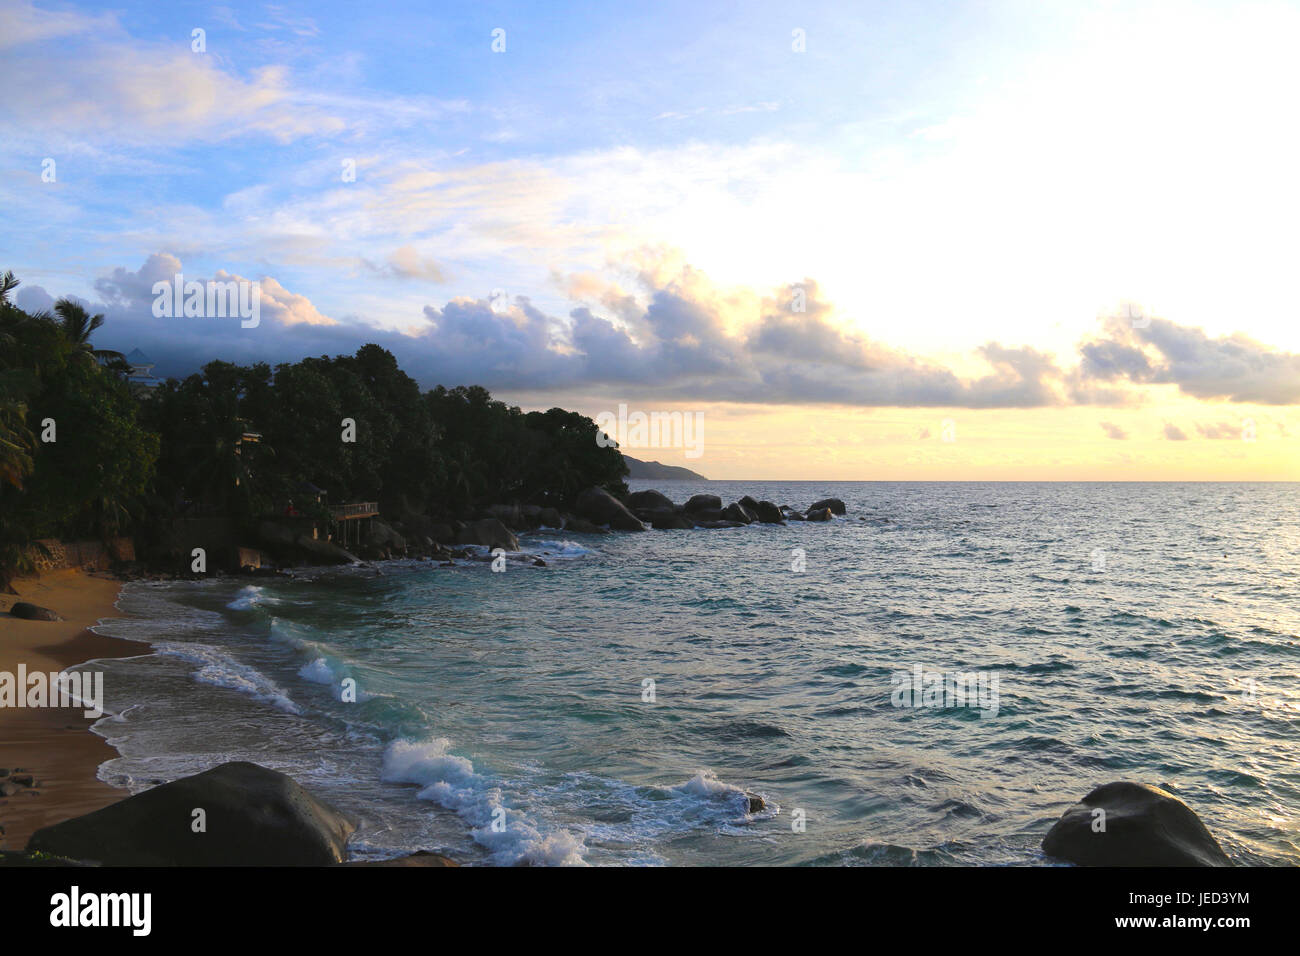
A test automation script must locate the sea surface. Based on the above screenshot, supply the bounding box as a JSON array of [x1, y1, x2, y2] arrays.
[[86, 481, 1300, 866]]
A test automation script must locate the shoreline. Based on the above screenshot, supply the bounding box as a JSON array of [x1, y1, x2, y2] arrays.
[[0, 569, 148, 850]]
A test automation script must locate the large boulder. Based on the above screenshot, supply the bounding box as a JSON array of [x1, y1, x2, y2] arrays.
[[257, 520, 298, 551], [753, 500, 785, 524], [684, 493, 722, 513], [456, 518, 520, 552], [345, 851, 458, 867], [646, 511, 695, 530], [809, 497, 846, 516], [9, 602, 62, 622], [535, 507, 565, 529], [486, 504, 526, 530], [626, 489, 675, 513], [1041, 782, 1232, 867], [574, 486, 647, 532], [722, 502, 756, 524], [561, 514, 607, 534], [363, 519, 406, 552], [805, 507, 833, 522], [27, 761, 355, 866], [295, 534, 358, 565]]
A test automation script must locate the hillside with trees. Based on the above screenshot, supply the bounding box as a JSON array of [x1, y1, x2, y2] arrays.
[[0, 270, 627, 588]]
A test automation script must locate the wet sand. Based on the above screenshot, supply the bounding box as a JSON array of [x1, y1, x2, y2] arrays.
[[0, 569, 148, 849]]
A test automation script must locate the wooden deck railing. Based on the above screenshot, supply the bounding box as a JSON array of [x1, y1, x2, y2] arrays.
[[329, 502, 380, 520]]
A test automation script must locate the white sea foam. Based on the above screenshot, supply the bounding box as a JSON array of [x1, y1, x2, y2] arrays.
[[226, 585, 265, 610], [154, 641, 300, 714], [525, 538, 594, 559], [298, 657, 336, 684], [381, 738, 588, 866]]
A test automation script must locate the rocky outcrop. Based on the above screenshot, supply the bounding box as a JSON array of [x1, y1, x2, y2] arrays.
[[809, 497, 846, 516], [685, 493, 722, 513], [254, 521, 356, 565], [626, 489, 675, 513], [574, 486, 647, 532], [486, 504, 525, 530], [535, 507, 565, 529], [362, 519, 406, 553], [645, 511, 695, 530], [27, 761, 356, 866], [345, 851, 459, 867], [8, 602, 62, 621], [295, 534, 358, 565], [561, 514, 608, 534], [1041, 782, 1232, 867], [455, 517, 520, 552], [722, 502, 756, 524], [554, 489, 847, 534]]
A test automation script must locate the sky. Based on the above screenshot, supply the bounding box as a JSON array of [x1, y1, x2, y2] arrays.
[[2, 0, 1298, 479]]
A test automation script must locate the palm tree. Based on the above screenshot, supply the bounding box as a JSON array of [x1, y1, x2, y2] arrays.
[[0, 270, 19, 305], [53, 298, 124, 364], [0, 374, 33, 489]]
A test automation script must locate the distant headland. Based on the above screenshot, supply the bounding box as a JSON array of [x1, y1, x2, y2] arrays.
[[621, 455, 709, 481]]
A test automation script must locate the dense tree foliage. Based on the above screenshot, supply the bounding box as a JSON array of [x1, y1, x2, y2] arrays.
[[0, 269, 626, 586], [143, 350, 627, 518], [1, 275, 158, 588]]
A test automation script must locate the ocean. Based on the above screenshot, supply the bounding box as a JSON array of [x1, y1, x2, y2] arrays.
[[86, 481, 1300, 866]]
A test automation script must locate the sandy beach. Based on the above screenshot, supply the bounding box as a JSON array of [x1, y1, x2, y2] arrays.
[[0, 569, 147, 850]]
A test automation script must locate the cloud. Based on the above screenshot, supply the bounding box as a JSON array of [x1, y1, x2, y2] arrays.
[[363, 246, 447, 282], [13, 283, 55, 314], [1163, 423, 1190, 441], [1077, 315, 1300, 405], [1195, 421, 1241, 440], [0, 1, 345, 144], [1099, 421, 1127, 440], [50, 253, 1300, 416], [0, 0, 115, 52]]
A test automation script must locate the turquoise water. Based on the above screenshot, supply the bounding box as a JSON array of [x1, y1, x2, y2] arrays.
[[88, 481, 1300, 865]]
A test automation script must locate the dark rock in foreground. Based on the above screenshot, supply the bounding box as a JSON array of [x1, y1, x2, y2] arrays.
[[345, 850, 458, 867], [809, 497, 846, 516], [805, 507, 833, 522], [575, 486, 646, 531], [1041, 781, 1232, 867], [752, 500, 785, 524], [0, 850, 94, 867], [9, 602, 62, 621], [27, 761, 356, 866]]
